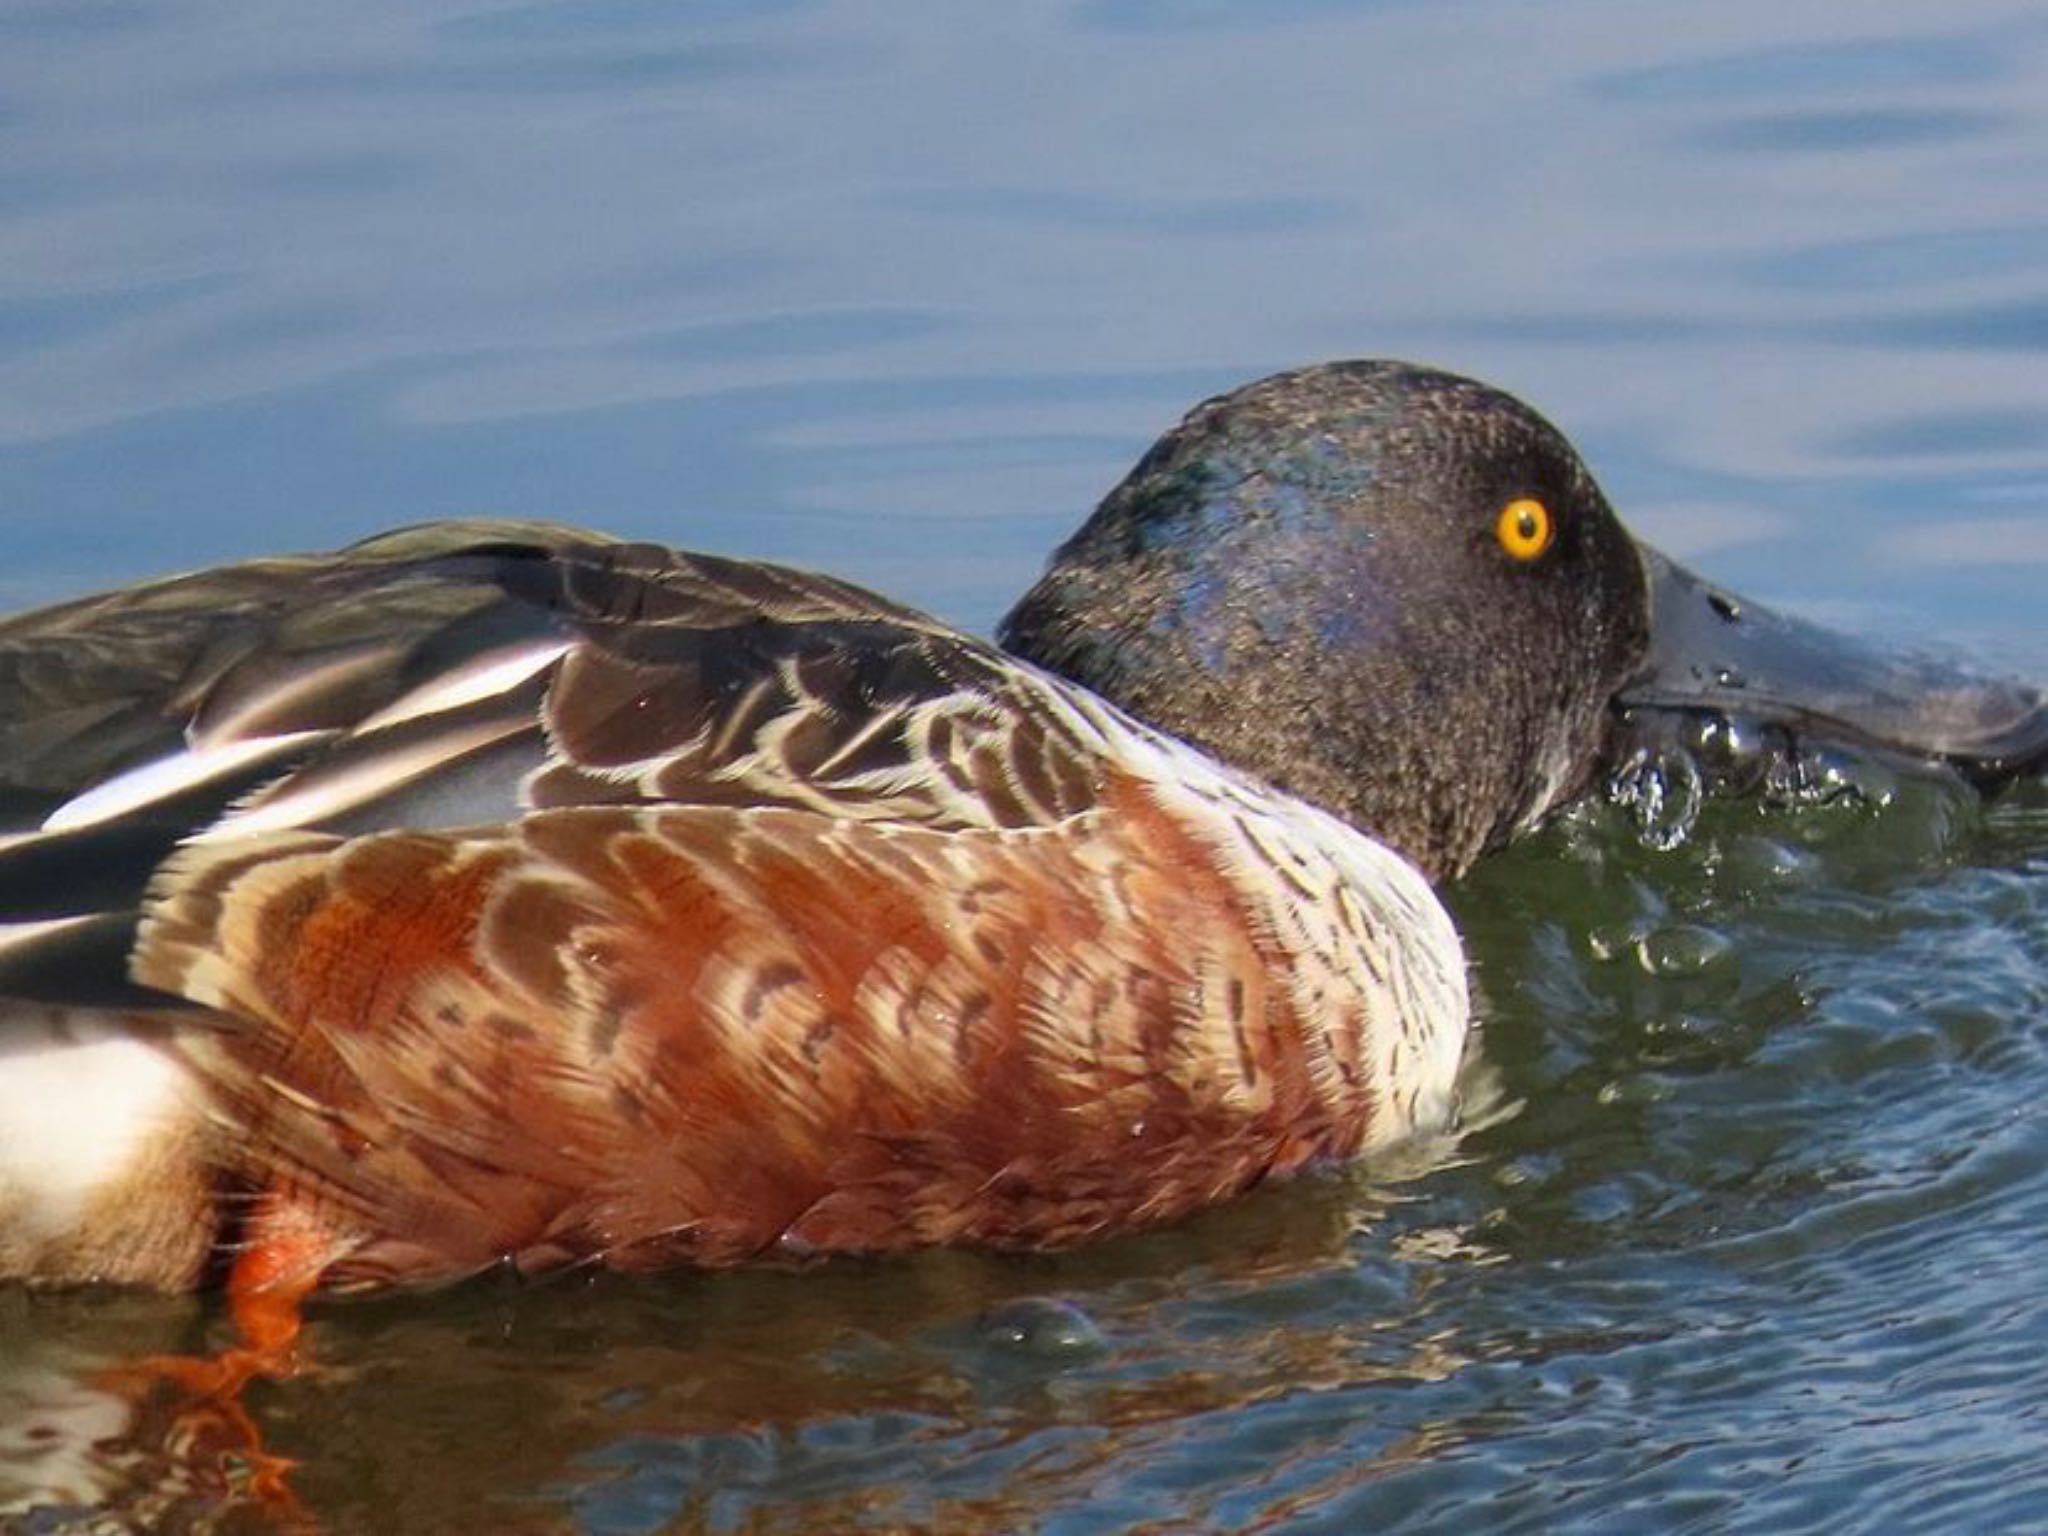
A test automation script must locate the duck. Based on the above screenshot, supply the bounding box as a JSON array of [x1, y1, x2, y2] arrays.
[[0, 360, 2039, 1334]]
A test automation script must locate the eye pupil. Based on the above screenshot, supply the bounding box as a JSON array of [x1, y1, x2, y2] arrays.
[[1516, 509, 1539, 540]]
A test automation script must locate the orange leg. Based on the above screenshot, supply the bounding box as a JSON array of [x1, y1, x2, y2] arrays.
[[218, 1193, 336, 1376], [119, 1191, 338, 1395], [95, 1190, 344, 1528]]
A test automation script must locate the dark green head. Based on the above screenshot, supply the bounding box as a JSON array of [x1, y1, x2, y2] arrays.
[[999, 361, 1651, 882]]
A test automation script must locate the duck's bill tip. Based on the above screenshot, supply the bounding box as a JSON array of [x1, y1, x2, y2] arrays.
[[1611, 548, 2048, 794]]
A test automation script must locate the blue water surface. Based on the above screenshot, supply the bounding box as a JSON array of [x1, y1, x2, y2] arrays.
[[1, 2, 2045, 1531]]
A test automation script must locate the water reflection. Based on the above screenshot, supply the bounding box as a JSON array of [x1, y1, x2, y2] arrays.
[[1, 1175, 1503, 1531], [1587, 35, 2006, 102], [1880, 513, 2048, 567], [1688, 107, 2001, 153], [1830, 296, 2048, 351], [1736, 223, 2048, 292]]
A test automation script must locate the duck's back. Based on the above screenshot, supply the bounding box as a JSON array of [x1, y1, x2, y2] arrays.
[[0, 522, 1466, 1290]]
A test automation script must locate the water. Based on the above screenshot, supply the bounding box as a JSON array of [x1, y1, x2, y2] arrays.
[[2, 1, 2046, 1530]]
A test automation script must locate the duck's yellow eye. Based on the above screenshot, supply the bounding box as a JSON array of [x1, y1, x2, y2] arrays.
[[1495, 497, 1554, 562]]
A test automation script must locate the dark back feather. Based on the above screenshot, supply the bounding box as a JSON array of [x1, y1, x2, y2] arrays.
[[0, 521, 1110, 1013]]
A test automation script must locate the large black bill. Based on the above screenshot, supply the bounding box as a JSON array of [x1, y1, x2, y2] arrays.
[[1612, 549, 2048, 795]]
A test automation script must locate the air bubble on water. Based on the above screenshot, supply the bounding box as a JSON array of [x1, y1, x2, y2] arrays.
[[1762, 747, 1890, 811], [1606, 748, 1704, 851], [1635, 925, 1734, 976], [976, 1297, 1106, 1361], [1723, 835, 1816, 889]]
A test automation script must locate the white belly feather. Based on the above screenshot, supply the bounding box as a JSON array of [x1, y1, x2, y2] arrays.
[[0, 1012, 200, 1264]]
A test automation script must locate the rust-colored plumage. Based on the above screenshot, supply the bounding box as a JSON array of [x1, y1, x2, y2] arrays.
[[0, 518, 1466, 1298], [138, 774, 1403, 1287]]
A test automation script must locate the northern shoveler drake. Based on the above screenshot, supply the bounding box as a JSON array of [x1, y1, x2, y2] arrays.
[[0, 361, 2040, 1335]]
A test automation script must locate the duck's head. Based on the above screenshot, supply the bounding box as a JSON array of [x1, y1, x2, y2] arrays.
[[1000, 360, 2047, 883]]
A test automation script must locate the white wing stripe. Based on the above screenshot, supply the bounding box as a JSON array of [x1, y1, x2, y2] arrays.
[[41, 731, 334, 834], [201, 715, 534, 837], [355, 639, 574, 733]]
